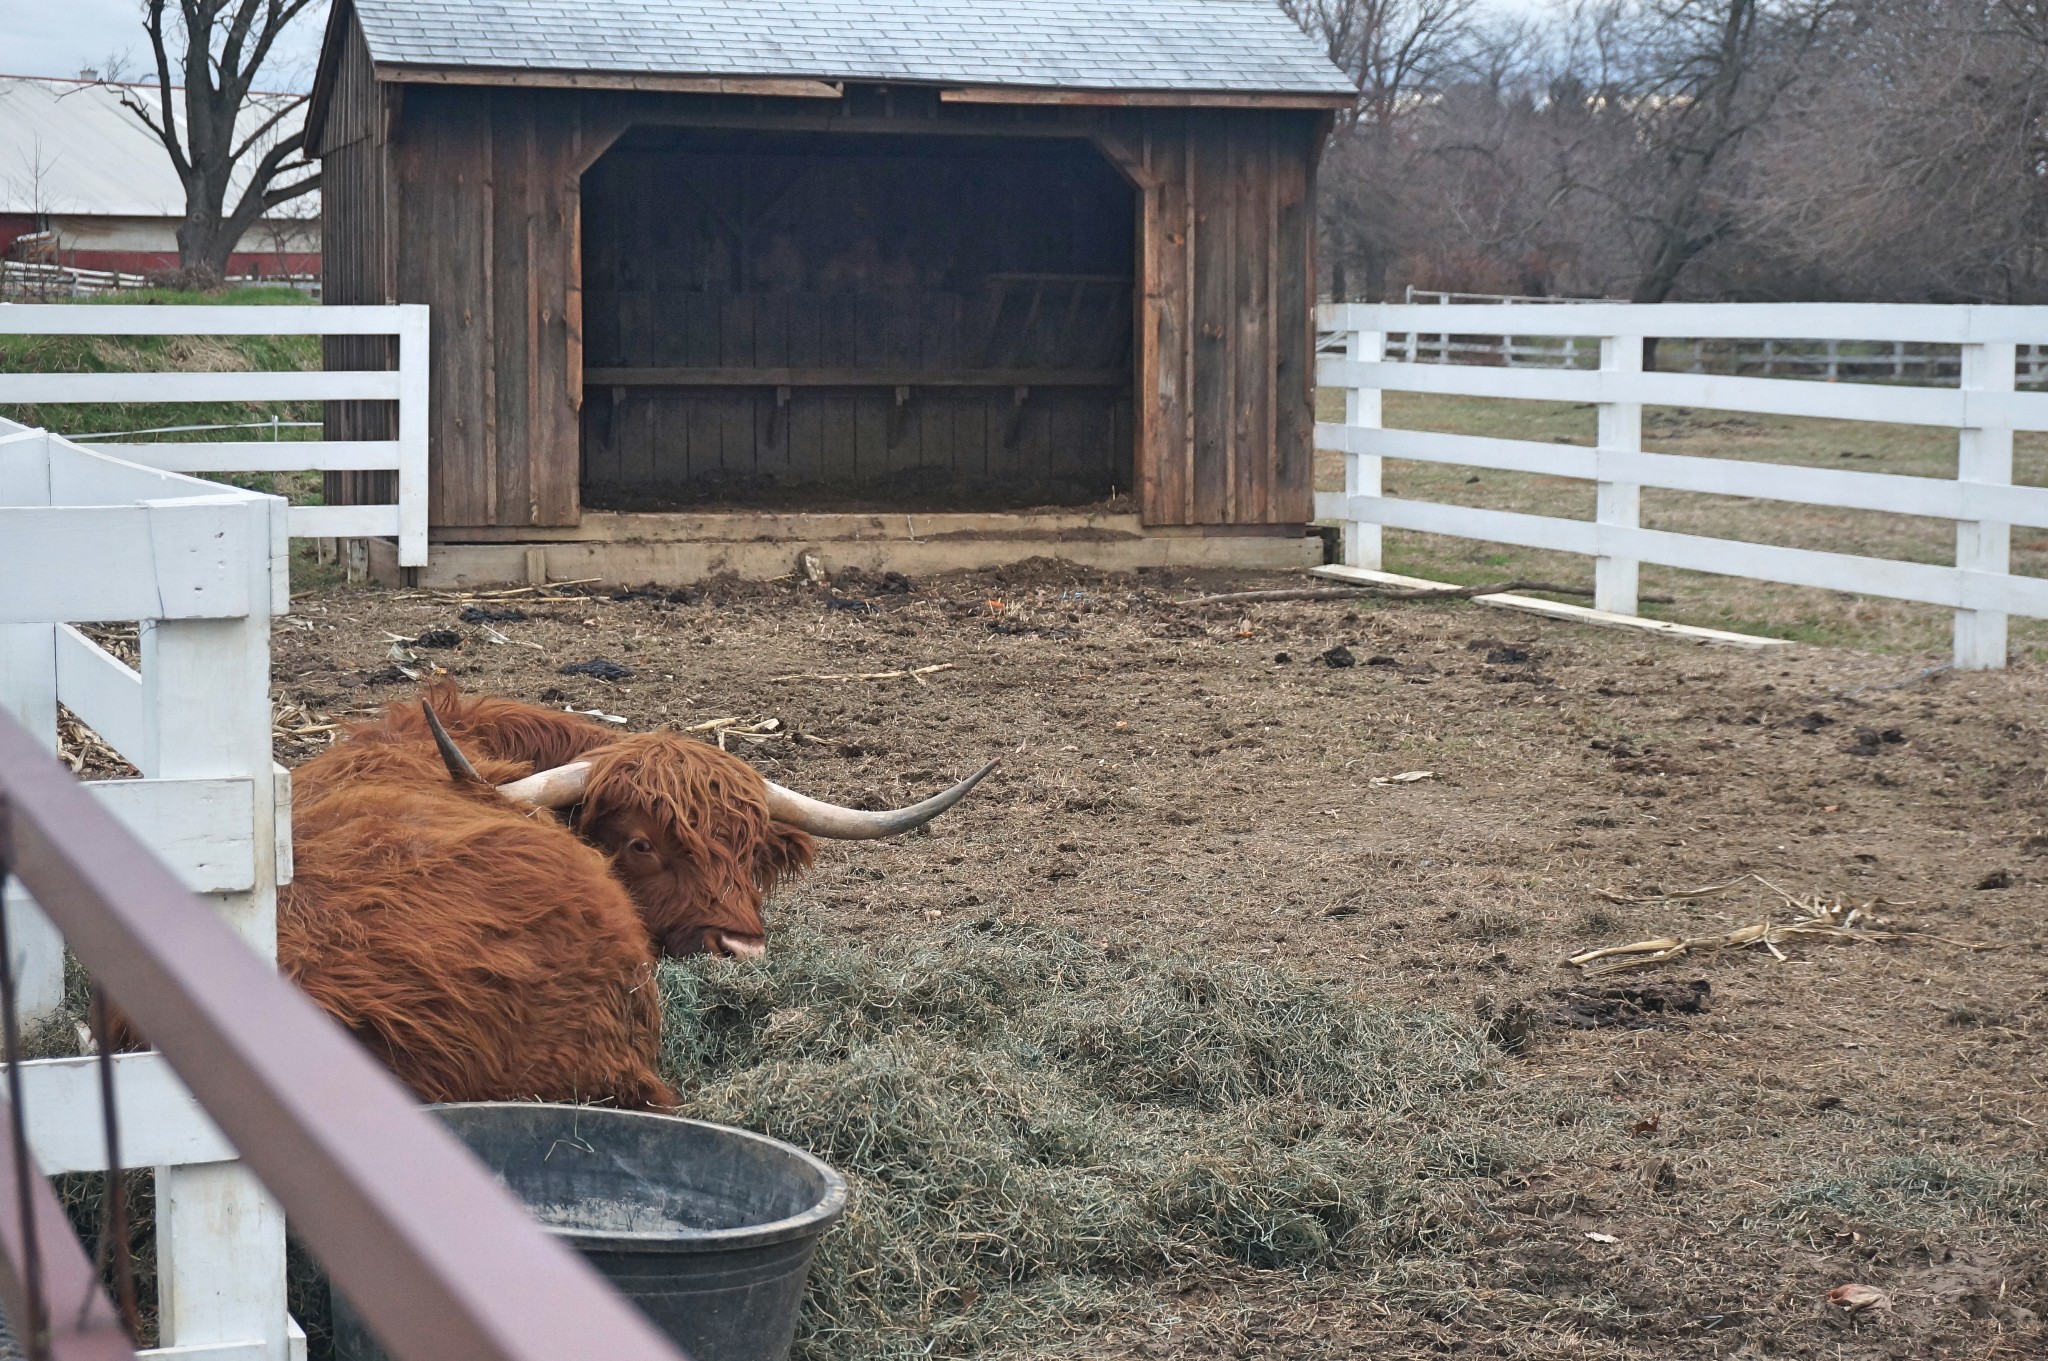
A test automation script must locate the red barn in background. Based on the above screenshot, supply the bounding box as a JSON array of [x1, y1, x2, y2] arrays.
[[0, 74, 320, 279]]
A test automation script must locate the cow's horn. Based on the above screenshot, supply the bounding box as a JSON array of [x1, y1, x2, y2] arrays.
[[494, 761, 593, 809], [422, 701, 486, 785], [762, 758, 1000, 839]]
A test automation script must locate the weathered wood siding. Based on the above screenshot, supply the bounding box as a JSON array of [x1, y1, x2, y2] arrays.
[[1110, 106, 1321, 527], [384, 87, 596, 528], [316, 13, 396, 509]]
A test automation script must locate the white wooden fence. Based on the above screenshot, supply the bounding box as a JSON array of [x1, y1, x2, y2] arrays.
[[0, 304, 429, 566], [1, 262, 323, 301], [0, 415, 299, 1359], [1315, 302, 2048, 669], [1334, 327, 2048, 382]]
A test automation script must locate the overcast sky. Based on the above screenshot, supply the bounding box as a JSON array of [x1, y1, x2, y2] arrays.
[[0, 0, 328, 88], [0, 0, 1561, 89]]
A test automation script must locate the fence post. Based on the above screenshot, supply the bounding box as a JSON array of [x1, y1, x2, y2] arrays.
[[1595, 333, 1644, 615], [1341, 321, 1384, 570], [1954, 339, 2016, 669], [140, 494, 290, 1357], [395, 304, 431, 571], [0, 429, 67, 1023]]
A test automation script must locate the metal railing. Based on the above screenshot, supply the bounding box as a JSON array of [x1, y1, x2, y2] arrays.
[[0, 706, 686, 1361]]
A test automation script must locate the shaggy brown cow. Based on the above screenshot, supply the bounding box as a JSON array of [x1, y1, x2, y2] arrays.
[[272, 686, 995, 1107]]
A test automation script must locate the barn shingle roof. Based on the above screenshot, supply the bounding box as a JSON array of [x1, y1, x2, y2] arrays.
[[349, 0, 1354, 95]]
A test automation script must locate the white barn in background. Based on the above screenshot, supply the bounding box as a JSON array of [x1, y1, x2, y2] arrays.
[[0, 74, 319, 278]]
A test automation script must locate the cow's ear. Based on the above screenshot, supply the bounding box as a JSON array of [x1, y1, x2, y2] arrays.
[[754, 822, 816, 890]]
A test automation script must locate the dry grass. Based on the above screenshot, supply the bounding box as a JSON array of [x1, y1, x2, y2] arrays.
[[653, 918, 2048, 1359], [1314, 389, 2048, 657], [656, 923, 1518, 1359]]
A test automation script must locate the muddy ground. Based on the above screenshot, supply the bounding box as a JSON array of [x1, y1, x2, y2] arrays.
[[267, 560, 2046, 1359]]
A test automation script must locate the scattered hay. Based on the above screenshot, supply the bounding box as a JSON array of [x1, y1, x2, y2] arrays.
[[658, 923, 1506, 1359]]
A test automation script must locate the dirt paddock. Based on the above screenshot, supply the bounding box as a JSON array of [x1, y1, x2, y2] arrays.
[[271, 559, 2046, 1359]]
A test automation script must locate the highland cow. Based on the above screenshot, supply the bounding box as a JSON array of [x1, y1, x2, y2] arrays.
[[272, 686, 995, 1106]]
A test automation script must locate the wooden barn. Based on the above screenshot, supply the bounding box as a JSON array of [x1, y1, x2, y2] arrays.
[[306, 0, 1354, 585]]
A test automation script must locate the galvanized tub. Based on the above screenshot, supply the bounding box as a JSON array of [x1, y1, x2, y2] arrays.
[[334, 1103, 847, 1361]]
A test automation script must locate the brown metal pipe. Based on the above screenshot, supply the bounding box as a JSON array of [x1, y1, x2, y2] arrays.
[[0, 709, 687, 1361], [0, 1073, 133, 1361]]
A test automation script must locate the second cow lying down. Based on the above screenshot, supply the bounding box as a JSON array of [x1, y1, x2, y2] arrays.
[[280, 685, 994, 1108]]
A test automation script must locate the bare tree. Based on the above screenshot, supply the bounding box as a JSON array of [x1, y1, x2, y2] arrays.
[[120, 0, 322, 283], [1283, 0, 1482, 125], [1283, 0, 1482, 299], [1635, 0, 1831, 306]]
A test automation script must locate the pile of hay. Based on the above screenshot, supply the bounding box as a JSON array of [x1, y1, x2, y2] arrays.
[[658, 922, 1512, 1359]]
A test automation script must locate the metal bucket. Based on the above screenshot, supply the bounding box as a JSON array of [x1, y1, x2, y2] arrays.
[[333, 1103, 847, 1361]]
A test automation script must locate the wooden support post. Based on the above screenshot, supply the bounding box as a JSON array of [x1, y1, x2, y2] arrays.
[[1954, 340, 2016, 669], [1595, 333, 1644, 616], [140, 495, 289, 1359], [1342, 327, 1384, 570]]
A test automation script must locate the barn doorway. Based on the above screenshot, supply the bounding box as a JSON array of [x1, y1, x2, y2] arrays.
[[578, 127, 1137, 512]]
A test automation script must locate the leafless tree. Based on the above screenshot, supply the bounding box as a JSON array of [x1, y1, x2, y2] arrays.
[[1282, 0, 1482, 124], [119, 0, 322, 283], [1583, 0, 1840, 309], [1284, 0, 1484, 299]]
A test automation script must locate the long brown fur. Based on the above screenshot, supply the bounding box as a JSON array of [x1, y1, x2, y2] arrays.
[[573, 735, 814, 956], [283, 739, 676, 1108], [369, 681, 615, 769], [265, 685, 815, 1107]]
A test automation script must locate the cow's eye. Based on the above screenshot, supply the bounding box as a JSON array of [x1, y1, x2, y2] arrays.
[[627, 837, 656, 857]]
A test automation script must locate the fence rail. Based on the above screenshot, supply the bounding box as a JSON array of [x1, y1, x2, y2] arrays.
[[0, 417, 683, 1361], [3, 415, 295, 1359], [1314, 302, 2048, 669], [0, 305, 428, 567], [1318, 327, 2048, 382]]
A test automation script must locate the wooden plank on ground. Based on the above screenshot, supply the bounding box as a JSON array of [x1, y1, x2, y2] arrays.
[[1311, 565, 1795, 648]]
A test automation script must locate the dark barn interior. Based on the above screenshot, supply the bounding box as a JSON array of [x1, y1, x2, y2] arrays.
[[580, 128, 1137, 510]]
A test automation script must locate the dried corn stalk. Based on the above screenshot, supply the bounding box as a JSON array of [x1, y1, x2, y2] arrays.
[[1569, 874, 1994, 976]]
